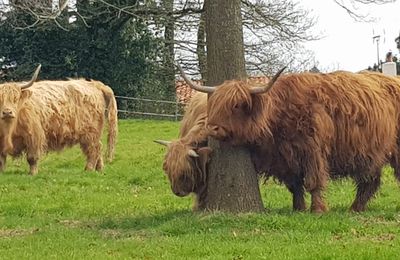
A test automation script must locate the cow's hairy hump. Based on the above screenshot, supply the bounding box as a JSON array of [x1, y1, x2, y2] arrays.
[[179, 92, 208, 144], [22, 79, 107, 151]]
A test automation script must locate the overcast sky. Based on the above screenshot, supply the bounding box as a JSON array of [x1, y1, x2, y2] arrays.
[[300, 0, 400, 72], [1, 0, 398, 73]]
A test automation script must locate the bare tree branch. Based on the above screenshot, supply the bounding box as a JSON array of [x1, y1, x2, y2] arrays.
[[333, 0, 396, 22]]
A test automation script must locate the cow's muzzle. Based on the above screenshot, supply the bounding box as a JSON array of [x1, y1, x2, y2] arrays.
[[1, 109, 15, 119], [172, 186, 190, 197]]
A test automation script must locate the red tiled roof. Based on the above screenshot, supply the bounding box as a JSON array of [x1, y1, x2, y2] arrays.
[[176, 76, 270, 104]]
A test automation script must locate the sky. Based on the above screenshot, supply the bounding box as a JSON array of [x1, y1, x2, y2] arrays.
[[300, 0, 400, 72], [0, 0, 398, 72]]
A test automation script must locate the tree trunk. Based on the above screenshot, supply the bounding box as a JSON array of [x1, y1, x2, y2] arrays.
[[198, 0, 264, 213], [162, 0, 176, 99], [196, 11, 207, 82]]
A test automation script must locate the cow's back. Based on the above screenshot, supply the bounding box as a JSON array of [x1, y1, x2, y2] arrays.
[[179, 92, 208, 144], [25, 79, 107, 151], [266, 71, 400, 175]]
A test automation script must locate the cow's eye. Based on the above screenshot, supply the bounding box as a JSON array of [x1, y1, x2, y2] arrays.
[[241, 103, 250, 111]]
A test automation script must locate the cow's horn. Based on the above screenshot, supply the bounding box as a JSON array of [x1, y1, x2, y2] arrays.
[[154, 140, 172, 147], [249, 66, 286, 94], [188, 149, 199, 157], [176, 64, 215, 93], [20, 64, 41, 90]]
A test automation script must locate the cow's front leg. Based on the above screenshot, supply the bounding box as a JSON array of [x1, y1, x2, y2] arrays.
[[284, 176, 306, 211], [0, 153, 6, 172], [303, 150, 329, 213], [27, 156, 39, 176]]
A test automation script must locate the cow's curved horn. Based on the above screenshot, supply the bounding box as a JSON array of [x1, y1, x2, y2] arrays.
[[176, 64, 215, 93], [249, 66, 286, 94], [19, 64, 41, 90], [154, 140, 172, 147], [188, 149, 199, 157]]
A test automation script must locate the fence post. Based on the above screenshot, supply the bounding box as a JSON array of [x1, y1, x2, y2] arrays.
[[115, 95, 181, 120], [175, 98, 179, 121]]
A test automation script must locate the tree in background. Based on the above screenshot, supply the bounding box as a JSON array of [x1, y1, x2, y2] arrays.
[[334, 0, 396, 21], [0, 0, 168, 98], [175, 0, 318, 78], [0, 0, 319, 88]]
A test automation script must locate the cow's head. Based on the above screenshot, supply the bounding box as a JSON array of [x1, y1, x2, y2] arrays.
[[0, 64, 41, 124], [155, 139, 212, 197], [177, 64, 285, 144]]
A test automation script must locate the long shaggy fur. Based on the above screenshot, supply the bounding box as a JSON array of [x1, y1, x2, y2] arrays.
[[0, 78, 118, 175], [206, 71, 400, 212], [160, 92, 210, 210]]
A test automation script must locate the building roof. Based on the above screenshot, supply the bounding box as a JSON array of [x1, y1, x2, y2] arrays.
[[176, 76, 270, 104]]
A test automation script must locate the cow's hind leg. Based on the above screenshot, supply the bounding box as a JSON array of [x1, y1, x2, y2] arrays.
[[351, 171, 381, 212], [389, 149, 400, 182], [80, 139, 102, 172], [95, 156, 104, 171]]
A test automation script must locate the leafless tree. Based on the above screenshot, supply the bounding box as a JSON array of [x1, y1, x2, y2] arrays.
[[334, 0, 396, 21], [174, 0, 318, 78], [1, 0, 318, 77]]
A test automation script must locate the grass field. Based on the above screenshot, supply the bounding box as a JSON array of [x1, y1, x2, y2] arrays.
[[1, 119, 400, 259]]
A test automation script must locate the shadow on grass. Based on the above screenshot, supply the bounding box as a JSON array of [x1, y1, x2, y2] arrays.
[[90, 206, 338, 236], [92, 209, 204, 237], [0, 169, 30, 176], [97, 209, 193, 230], [67, 204, 400, 240]]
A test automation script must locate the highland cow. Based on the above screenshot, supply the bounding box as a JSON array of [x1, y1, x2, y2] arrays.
[[181, 66, 400, 213], [155, 92, 212, 210], [0, 65, 118, 175]]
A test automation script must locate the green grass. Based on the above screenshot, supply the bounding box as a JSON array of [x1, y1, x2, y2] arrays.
[[1, 119, 400, 259]]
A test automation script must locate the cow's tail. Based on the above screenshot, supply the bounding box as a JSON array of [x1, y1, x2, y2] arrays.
[[106, 91, 118, 162], [96, 81, 118, 162]]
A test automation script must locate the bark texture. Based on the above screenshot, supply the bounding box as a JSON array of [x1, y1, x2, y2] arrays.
[[199, 0, 264, 213]]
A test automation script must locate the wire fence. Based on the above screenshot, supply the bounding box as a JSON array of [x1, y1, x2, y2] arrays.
[[116, 95, 185, 121]]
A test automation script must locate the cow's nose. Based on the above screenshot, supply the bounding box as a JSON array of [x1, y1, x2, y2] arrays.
[[2, 109, 13, 118], [173, 189, 188, 197]]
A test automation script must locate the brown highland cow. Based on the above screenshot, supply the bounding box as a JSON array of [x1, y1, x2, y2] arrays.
[[155, 92, 211, 210], [181, 66, 400, 213], [0, 65, 118, 175]]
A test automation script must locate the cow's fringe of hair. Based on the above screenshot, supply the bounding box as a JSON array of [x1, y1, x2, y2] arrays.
[[0, 86, 47, 158], [164, 141, 200, 186]]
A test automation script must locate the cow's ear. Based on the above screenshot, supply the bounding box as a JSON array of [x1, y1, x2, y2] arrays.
[[197, 147, 212, 175], [20, 89, 32, 100]]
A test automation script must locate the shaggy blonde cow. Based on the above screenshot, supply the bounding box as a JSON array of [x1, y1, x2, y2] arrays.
[[155, 92, 211, 210], [0, 65, 118, 175]]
